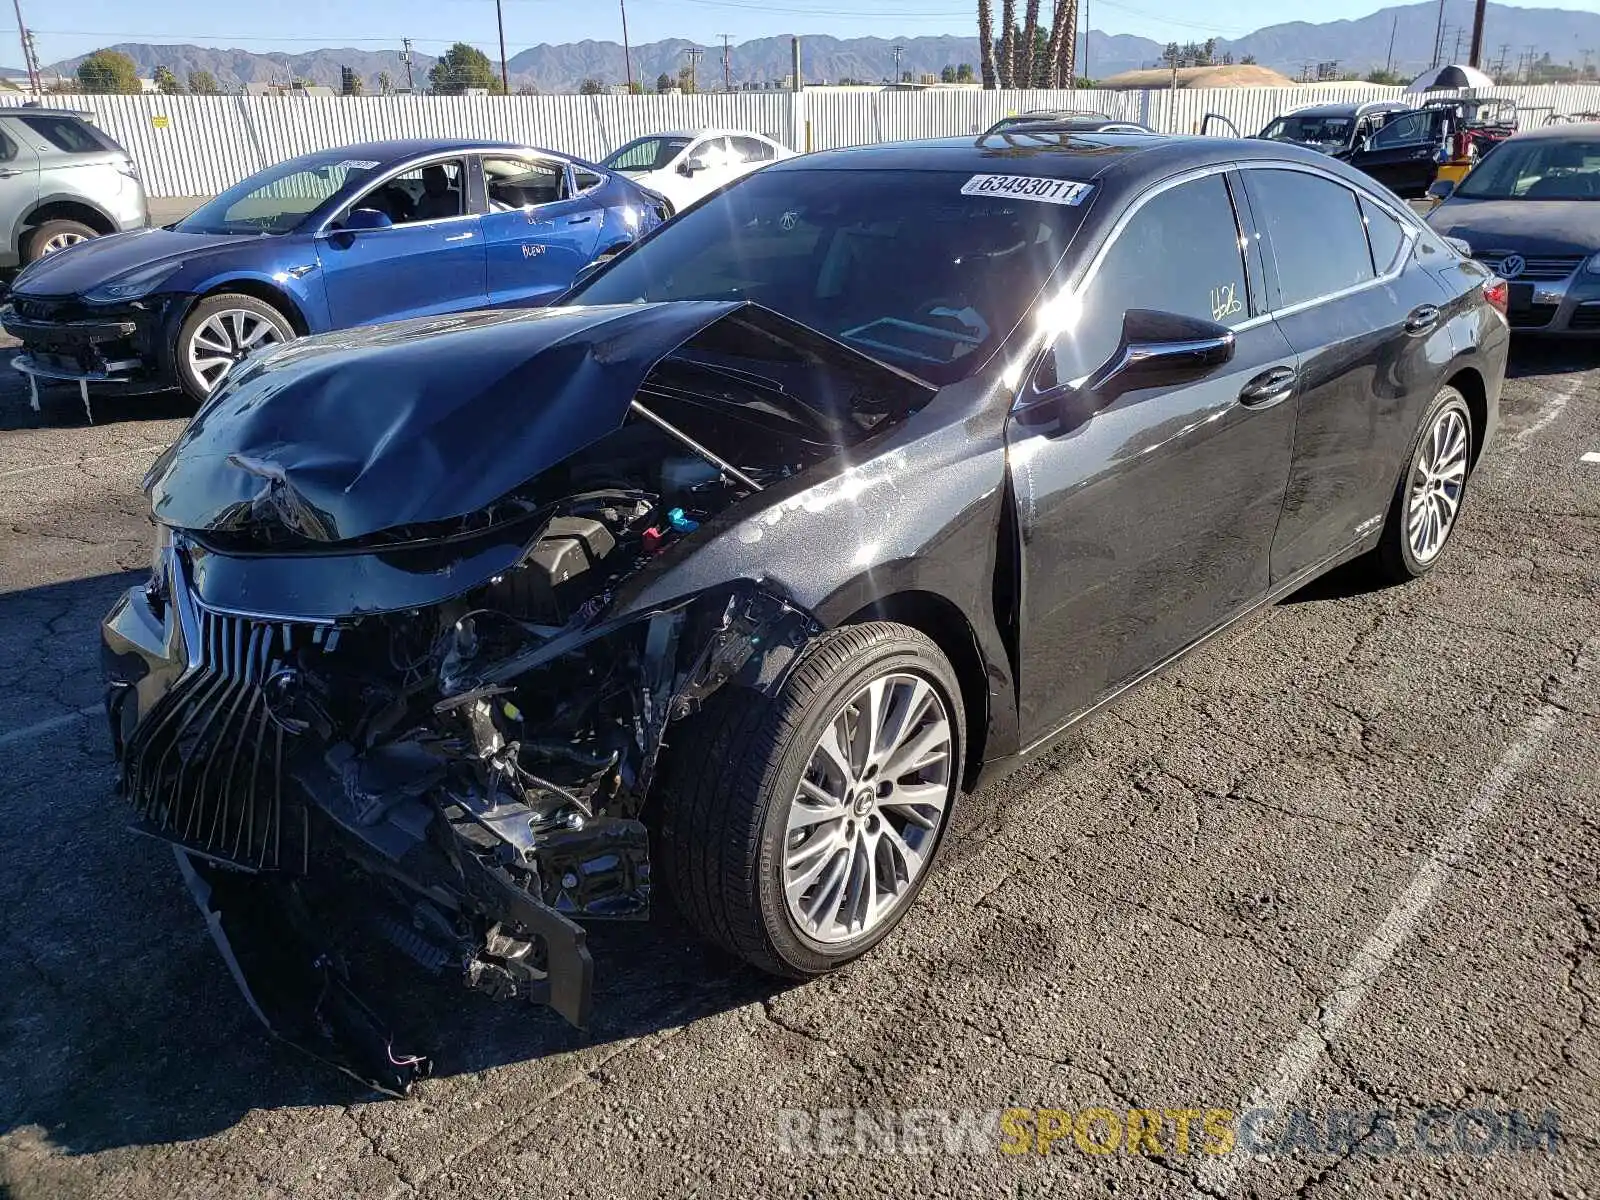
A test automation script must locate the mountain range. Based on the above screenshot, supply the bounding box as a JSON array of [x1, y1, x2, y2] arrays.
[[38, 3, 1600, 94]]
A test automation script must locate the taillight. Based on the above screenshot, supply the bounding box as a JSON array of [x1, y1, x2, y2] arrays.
[[1483, 276, 1509, 316]]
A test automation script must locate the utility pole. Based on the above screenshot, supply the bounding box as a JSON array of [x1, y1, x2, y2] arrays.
[[719, 33, 732, 91], [1431, 0, 1447, 69], [1081, 0, 1089, 83], [494, 0, 509, 91], [790, 35, 802, 92], [10, 0, 38, 94], [1385, 12, 1397, 76], [685, 45, 703, 93], [1467, 0, 1487, 68], [1451, 27, 1465, 64], [1494, 43, 1511, 79], [619, 0, 633, 91], [22, 28, 40, 94], [892, 43, 904, 84], [401, 37, 415, 90]]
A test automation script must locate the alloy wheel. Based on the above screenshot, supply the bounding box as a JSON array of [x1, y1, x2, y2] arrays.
[[187, 309, 285, 392], [782, 672, 953, 944], [1408, 405, 1469, 564], [41, 230, 88, 254]]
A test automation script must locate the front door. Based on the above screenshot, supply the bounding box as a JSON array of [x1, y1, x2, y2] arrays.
[[316, 156, 486, 327], [480, 155, 604, 307], [1239, 167, 1455, 580], [1007, 171, 1300, 743], [1350, 109, 1443, 196]]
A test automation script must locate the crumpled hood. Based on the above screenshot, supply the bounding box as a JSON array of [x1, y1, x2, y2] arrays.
[[145, 300, 904, 546], [8, 226, 266, 297], [1428, 198, 1600, 256]]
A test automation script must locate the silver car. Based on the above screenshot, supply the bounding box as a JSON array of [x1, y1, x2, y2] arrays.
[[0, 107, 147, 267], [1426, 122, 1600, 336]]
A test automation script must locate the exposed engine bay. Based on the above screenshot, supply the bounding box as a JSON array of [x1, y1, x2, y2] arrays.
[[103, 301, 934, 1094]]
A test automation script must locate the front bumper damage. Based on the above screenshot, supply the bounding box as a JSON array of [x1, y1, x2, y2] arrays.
[[103, 543, 817, 1094], [2, 294, 181, 420]]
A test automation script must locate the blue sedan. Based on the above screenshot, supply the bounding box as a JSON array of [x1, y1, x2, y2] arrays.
[[2, 138, 666, 402]]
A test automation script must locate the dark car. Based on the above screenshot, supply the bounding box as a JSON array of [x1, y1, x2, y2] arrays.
[[1, 139, 663, 405], [103, 132, 1507, 1092], [1249, 99, 1413, 159], [984, 110, 1154, 137], [1426, 123, 1600, 334], [1343, 99, 1518, 198]]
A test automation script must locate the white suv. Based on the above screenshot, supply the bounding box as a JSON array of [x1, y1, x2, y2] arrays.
[[0, 107, 148, 266]]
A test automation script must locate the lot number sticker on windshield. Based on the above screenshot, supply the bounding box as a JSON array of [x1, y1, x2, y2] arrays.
[[960, 175, 1093, 206]]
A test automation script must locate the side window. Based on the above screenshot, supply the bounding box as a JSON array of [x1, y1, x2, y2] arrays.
[[18, 116, 110, 153], [687, 137, 729, 169], [1045, 173, 1250, 386], [354, 158, 466, 225], [568, 167, 604, 196], [482, 157, 563, 210], [729, 136, 776, 163], [1369, 111, 1427, 149], [1360, 196, 1406, 274], [1247, 169, 1375, 307], [0, 130, 15, 164]]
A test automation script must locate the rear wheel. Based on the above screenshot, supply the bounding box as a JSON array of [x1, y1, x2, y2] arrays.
[[1370, 385, 1473, 583], [22, 219, 97, 263], [175, 294, 294, 401], [658, 622, 963, 978]]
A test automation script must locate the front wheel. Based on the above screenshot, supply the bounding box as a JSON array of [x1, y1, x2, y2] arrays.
[[658, 622, 964, 978], [22, 219, 97, 263], [1370, 385, 1473, 583], [174, 294, 294, 401]]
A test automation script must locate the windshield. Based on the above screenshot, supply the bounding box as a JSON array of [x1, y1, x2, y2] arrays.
[[1261, 115, 1355, 148], [1454, 137, 1600, 200], [602, 136, 693, 173], [177, 154, 380, 234], [565, 167, 1083, 385]]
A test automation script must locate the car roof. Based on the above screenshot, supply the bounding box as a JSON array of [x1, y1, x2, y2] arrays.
[[1281, 100, 1411, 119], [294, 138, 547, 166], [1501, 120, 1600, 141], [766, 132, 1341, 186], [645, 129, 768, 140]]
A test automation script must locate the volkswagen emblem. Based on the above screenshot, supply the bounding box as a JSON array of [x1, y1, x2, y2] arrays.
[[1498, 253, 1525, 279]]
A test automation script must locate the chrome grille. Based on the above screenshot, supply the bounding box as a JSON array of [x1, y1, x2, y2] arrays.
[[122, 606, 313, 872], [1474, 253, 1584, 282]]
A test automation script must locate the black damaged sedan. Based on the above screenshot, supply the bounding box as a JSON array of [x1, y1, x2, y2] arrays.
[[105, 132, 1508, 1092]]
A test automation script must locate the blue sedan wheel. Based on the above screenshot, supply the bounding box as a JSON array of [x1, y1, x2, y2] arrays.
[[177, 293, 294, 401]]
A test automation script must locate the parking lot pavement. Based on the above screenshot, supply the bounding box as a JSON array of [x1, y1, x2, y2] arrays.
[[0, 343, 1596, 1200]]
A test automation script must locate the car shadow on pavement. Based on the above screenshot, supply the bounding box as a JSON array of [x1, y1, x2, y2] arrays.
[[0, 369, 193, 432], [0, 569, 792, 1160], [1506, 340, 1599, 380]]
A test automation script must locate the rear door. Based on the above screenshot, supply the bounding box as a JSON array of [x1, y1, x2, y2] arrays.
[[0, 125, 41, 261], [1007, 170, 1300, 741], [1240, 166, 1453, 580], [1349, 110, 1441, 195], [480, 154, 604, 307], [316, 156, 486, 327]]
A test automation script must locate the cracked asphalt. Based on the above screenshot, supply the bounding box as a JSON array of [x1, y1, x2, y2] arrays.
[[0, 333, 1596, 1200]]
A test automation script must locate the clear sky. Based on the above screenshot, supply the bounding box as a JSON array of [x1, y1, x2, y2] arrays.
[[6, 0, 1599, 64]]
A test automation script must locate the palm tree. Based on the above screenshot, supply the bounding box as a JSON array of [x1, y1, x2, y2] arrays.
[[998, 0, 1017, 88], [1019, 0, 1041, 87], [1045, 0, 1076, 87], [978, 0, 997, 88]]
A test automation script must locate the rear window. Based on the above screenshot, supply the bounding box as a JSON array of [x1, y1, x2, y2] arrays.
[[18, 115, 115, 154]]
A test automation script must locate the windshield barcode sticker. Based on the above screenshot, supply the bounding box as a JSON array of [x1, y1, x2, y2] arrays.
[[960, 175, 1093, 205]]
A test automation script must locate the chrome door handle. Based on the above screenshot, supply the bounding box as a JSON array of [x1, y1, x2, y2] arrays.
[[444, 231, 475, 242], [0, 168, 23, 178], [1405, 304, 1440, 334], [1238, 365, 1298, 408]]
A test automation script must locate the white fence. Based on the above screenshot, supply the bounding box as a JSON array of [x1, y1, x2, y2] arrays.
[[6, 83, 1600, 199]]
